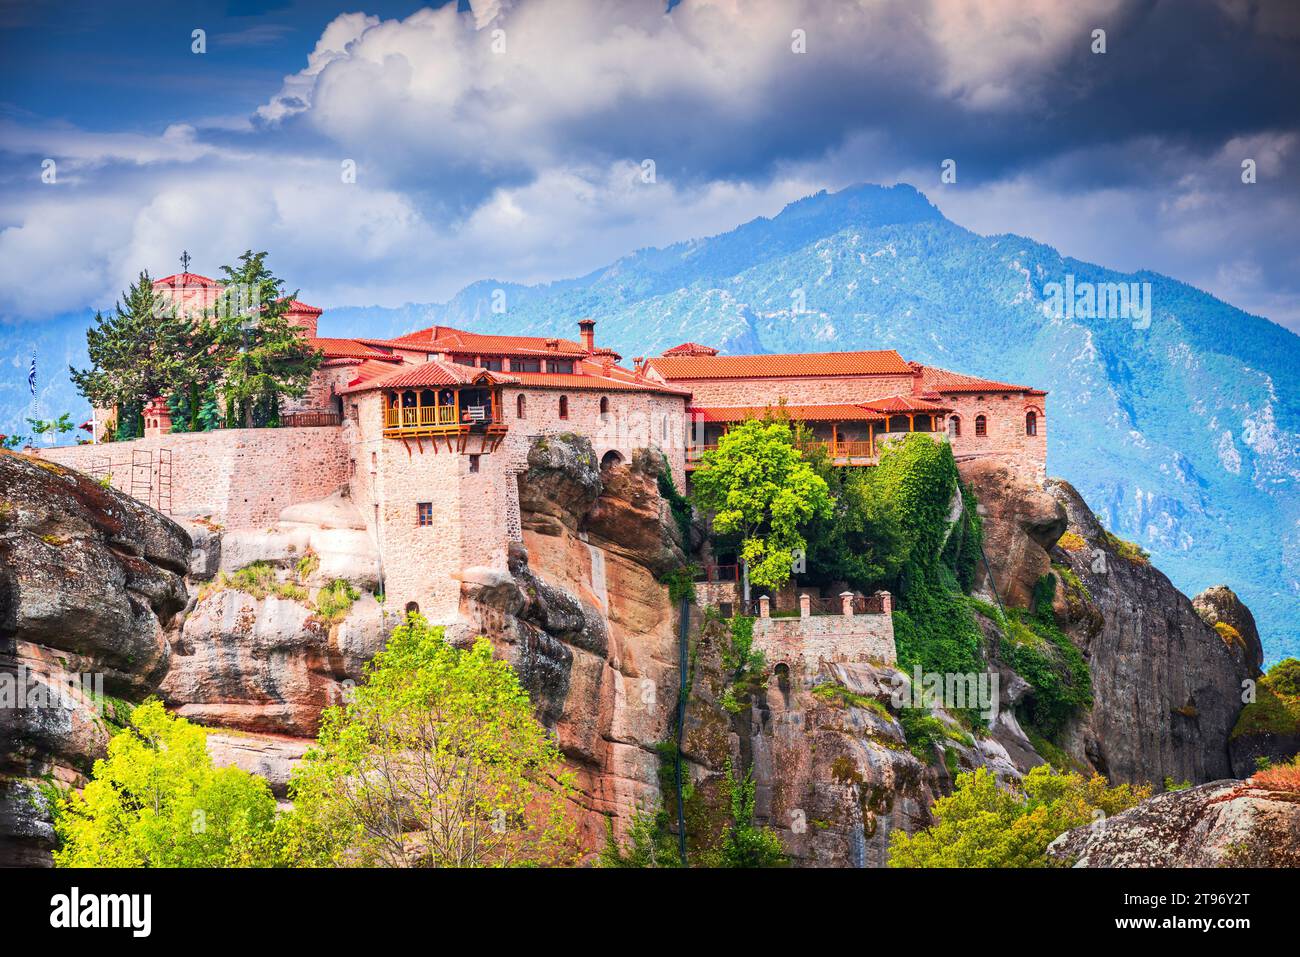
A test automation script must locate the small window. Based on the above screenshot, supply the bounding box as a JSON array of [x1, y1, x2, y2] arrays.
[[975, 415, 987, 437], [949, 416, 961, 437], [469, 454, 480, 473], [417, 502, 433, 526], [481, 357, 503, 372], [1025, 410, 1038, 436], [516, 394, 526, 419], [599, 396, 609, 421], [405, 601, 419, 616], [559, 395, 569, 419], [514, 358, 541, 373], [550, 359, 574, 374], [370, 451, 377, 470]]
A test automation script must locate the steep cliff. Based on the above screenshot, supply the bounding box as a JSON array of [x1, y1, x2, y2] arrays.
[[465, 436, 1038, 863], [0, 451, 190, 865], [960, 457, 1261, 787]]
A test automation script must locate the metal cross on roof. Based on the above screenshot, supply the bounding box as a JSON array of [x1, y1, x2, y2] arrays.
[[180, 250, 191, 273]]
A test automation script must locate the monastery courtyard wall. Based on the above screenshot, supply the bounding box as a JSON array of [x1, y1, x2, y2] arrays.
[[36, 427, 350, 530]]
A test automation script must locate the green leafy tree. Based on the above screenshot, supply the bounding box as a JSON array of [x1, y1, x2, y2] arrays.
[[887, 766, 1149, 868], [52, 700, 279, 867], [691, 420, 831, 595], [70, 272, 191, 437], [805, 466, 907, 591], [26, 412, 76, 444], [705, 760, 787, 868], [282, 614, 580, 867], [215, 250, 321, 427]]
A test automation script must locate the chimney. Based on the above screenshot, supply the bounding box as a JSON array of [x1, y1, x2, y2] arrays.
[[578, 318, 596, 353]]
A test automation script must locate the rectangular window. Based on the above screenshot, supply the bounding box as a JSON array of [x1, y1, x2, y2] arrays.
[[417, 502, 433, 526], [480, 357, 503, 371], [454, 355, 476, 367], [514, 358, 541, 373], [468, 455, 480, 473], [548, 359, 574, 374]]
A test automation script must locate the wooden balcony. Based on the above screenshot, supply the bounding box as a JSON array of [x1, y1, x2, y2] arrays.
[[382, 392, 506, 452]]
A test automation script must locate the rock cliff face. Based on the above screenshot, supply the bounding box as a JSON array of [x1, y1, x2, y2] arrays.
[[466, 437, 1038, 863], [966, 470, 1259, 787], [160, 489, 387, 793], [1047, 778, 1300, 867], [0, 451, 190, 865]]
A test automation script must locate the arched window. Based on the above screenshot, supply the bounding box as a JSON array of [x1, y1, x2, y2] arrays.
[[1025, 410, 1038, 436], [975, 414, 987, 437], [949, 415, 961, 438], [516, 394, 526, 419], [559, 395, 569, 419], [599, 396, 609, 421], [405, 601, 419, 617]]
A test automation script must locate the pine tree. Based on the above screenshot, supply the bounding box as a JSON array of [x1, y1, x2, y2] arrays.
[[215, 251, 321, 427]]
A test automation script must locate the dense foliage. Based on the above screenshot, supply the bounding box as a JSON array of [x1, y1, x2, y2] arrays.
[[52, 701, 278, 867], [283, 614, 580, 867], [994, 576, 1093, 738], [70, 251, 320, 433], [871, 435, 985, 686], [887, 765, 1150, 867], [1233, 657, 1300, 740], [691, 419, 831, 591]]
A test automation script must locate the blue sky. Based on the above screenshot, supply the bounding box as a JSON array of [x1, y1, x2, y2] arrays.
[[2, 0, 1299, 330]]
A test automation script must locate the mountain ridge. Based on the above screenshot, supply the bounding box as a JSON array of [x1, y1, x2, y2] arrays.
[[6, 182, 1297, 660]]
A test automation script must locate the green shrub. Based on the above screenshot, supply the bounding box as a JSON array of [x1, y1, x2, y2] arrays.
[[313, 579, 359, 623]]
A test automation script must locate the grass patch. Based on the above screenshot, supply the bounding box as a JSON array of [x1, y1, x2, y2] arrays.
[[1056, 531, 1087, 552], [1101, 529, 1150, 564], [1232, 659, 1300, 739], [313, 578, 360, 623], [198, 561, 310, 604], [811, 682, 890, 718]]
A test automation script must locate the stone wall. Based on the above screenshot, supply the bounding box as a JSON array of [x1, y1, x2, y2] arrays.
[[944, 392, 1047, 483], [670, 372, 917, 409], [36, 427, 350, 530], [752, 610, 896, 678], [500, 386, 687, 490]]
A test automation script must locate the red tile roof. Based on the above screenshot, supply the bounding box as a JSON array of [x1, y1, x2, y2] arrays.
[[689, 404, 885, 423], [344, 359, 519, 393], [862, 394, 952, 414], [309, 337, 399, 361], [917, 365, 1038, 395], [286, 300, 322, 315], [647, 349, 912, 380], [662, 342, 720, 357], [153, 272, 220, 287], [366, 326, 590, 357]]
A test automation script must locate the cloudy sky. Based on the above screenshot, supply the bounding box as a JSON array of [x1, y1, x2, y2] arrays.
[[2, 0, 1299, 330]]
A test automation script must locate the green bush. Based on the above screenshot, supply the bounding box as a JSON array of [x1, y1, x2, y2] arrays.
[[313, 578, 359, 623]]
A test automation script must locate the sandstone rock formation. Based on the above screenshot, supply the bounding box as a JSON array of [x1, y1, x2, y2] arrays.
[[960, 458, 1066, 609], [1046, 479, 1257, 786], [464, 436, 1043, 864], [162, 491, 387, 742], [0, 451, 190, 865], [1193, 585, 1264, 675], [1047, 778, 1300, 867]]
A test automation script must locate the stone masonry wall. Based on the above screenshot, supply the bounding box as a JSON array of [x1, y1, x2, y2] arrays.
[[666, 373, 917, 409], [753, 611, 896, 680], [37, 427, 349, 529], [944, 392, 1047, 483]]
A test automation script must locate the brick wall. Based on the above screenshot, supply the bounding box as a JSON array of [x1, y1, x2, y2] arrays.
[[37, 427, 349, 529]]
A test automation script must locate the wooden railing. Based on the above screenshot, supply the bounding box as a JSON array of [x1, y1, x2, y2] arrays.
[[695, 563, 740, 582], [385, 405, 463, 429], [282, 412, 341, 428]]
